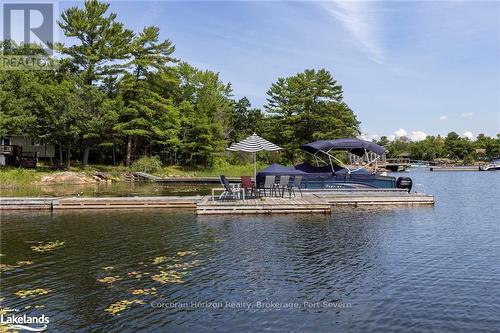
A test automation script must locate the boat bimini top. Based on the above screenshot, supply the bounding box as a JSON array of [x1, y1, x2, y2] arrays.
[[299, 138, 387, 174]]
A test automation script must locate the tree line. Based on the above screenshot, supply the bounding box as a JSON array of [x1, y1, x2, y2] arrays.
[[0, 0, 360, 168], [378, 132, 500, 163]]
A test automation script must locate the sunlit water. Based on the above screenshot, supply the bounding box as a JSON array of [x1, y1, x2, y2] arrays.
[[1, 170, 499, 332]]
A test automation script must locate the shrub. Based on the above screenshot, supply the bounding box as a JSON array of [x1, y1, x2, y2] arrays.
[[131, 156, 162, 174]]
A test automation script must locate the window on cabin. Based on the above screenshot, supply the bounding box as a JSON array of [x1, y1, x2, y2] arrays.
[[30, 138, 41, 146]]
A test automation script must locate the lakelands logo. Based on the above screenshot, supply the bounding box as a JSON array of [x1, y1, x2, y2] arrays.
[[0, 309, 49, 332]]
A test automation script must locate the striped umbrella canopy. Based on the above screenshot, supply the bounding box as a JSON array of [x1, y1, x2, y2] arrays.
[[227, 133, 282, 179]]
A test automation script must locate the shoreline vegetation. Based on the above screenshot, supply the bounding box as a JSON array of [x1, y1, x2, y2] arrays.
[[0, 163, 264, 188], [0, 156, 492, 188]]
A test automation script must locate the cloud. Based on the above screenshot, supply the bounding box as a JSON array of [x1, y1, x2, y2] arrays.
[[462, 131, 474, 140], [409, 131, 427, 141], [394, 128, 427, 141], [358, 133, 380, 141], [460, 112, 474, 118], [439, 115, 447, 120], [395, 128, 407, 137], [321, 1, 383, 64]]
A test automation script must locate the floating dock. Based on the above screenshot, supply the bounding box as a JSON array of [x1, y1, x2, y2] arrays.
[[0, 196, 199, 210], [1, 190, 434, 215], [197, 195, 332, 215], [430, 166, 479, 171]]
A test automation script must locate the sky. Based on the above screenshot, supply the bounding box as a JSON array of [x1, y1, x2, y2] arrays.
[[9, 0, 500, 141]]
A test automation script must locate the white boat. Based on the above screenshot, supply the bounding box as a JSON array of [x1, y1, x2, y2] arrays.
[[480, 159, 500, 171]]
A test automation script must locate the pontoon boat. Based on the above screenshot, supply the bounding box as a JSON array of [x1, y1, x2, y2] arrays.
[[257, 138, 413, 191]]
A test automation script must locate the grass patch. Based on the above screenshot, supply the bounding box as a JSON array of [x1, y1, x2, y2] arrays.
[[0, 168, 50, 186]]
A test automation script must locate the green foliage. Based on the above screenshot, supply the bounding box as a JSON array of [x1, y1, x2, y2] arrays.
[[116, 25, 179, 166], [0, 168, 46, 186], [175, 63, 233, 167], [131, 156, 162, 173], [378, 132, 500, 162], [265, 68, 360, 162], [227, 97, 264, 143], [57, 0, 134, 84], [0, 42, 53, 137], [57, 0, 134, 167]]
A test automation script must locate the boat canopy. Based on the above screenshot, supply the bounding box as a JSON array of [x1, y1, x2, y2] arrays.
[[258, 163, 307, 175], [300, 138, 387, 156]]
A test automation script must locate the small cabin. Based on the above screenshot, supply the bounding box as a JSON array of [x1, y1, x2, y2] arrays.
[[0, 136, 55, 167]]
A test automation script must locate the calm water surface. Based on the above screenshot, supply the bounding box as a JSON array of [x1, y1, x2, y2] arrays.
[[0, 182, 212, 197], [1, 170, 499, 332]]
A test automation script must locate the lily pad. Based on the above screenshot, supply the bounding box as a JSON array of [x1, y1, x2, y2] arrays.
[[164, 260, 202, 271], [31, 241, 65, 253], [97, 276, 121, 284], [152, 256, 169, 265], [16, 261, 34, 266], [14, 289, 50, 298], [151, 270, 185, 284], [0, 264, 16, 272], [0, 261, 34, 273], [177, 251, 198, 257], [127, 271, 143, 279], [0, 321, 18, 333], [130, 288, 157, 296], [104, 299, 145, 316]]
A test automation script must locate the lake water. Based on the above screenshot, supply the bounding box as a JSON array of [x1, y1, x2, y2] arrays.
[[1, 170, 499, 332], [0, 182, 213, 197]]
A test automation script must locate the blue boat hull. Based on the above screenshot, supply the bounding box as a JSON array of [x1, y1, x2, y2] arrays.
[[300, 173, 396, 189]]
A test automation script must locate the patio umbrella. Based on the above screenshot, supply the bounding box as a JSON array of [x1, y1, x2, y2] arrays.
[[226, 133, 282, 180]]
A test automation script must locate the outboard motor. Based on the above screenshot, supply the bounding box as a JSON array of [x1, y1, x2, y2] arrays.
[[396, 177, 413, 192]]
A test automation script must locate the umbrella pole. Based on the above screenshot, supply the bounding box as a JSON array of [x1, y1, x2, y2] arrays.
[[254, 152, 257, 181]]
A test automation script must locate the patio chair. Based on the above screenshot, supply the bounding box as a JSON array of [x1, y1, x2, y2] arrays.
[[288, 175, 303, 197], [276, 175, 290, 197], [259, 175, 277, 197], [219, 175, 242, 200], [240, 176, 256, 198]]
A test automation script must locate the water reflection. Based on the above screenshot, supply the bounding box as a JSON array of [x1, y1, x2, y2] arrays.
[[0, 182, 213, 197]]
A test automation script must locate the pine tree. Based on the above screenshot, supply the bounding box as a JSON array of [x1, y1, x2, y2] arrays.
[[265, 69, 359, 162], [116, 26, 178, 166], [57, 0, 134, 167]]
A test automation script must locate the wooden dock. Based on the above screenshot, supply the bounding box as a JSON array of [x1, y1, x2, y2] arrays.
[[1, 190, 434, 214], [53, 197, 197, 209], [196, 195, 332, 215], [312, 191, 434, 206], [0, 196, 200, 211], [430, 166, 479, 171]]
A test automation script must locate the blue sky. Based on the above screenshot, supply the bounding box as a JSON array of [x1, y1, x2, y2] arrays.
[[55, 1, 500, 139]]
